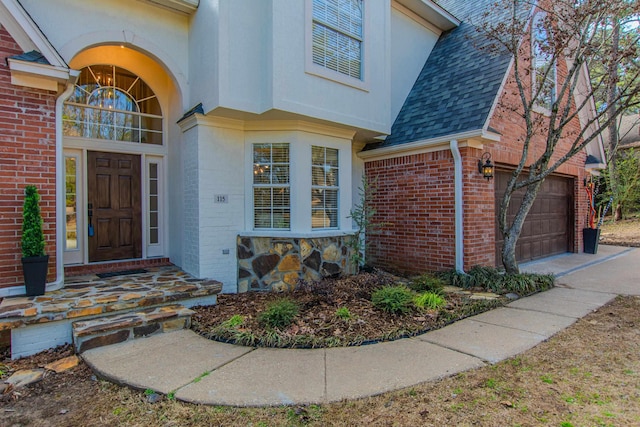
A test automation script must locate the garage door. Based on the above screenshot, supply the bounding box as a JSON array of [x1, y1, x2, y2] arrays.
[[495, 171, 574, 265]]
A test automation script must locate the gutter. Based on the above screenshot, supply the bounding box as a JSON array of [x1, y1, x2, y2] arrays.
[[50, 73, 80, 292], [450, 140, 465, 273]]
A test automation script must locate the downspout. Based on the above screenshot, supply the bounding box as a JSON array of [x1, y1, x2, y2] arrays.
[[49, 76, 79, 291], [450, 140, 465, 273]]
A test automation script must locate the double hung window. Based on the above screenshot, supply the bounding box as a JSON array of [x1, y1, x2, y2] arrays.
[[311, 146, 339, 229], [253, 143, 291, 229], [311, 0, 364, 80]]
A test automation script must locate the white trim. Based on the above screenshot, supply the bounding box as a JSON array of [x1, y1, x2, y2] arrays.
[[391, 1, 443, 35], [54, 82, 78, 290], [304, 0, 371, 92], [7, 59, 77, 91], [244, 129, 354, 234], [239, 230, 355, 239], [63, 137, 168, 156], [179, 114, 358, 140], [145, 156, 165, 257], [0, 0, 68, 67], [136, 0, 199, 14], [62, 150, 83, 265], [358, 129, 500, 161], [393, 0, 459, 31]]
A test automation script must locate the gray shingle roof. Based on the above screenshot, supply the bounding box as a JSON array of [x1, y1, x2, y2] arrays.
[[366, 0, 531, 151], [8, 50, 50, 65]]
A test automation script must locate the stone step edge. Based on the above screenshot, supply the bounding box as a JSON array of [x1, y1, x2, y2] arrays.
[[0, 281, 220, 329], [72, 304, 194, 353]]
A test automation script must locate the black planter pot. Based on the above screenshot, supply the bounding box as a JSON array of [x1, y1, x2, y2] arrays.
[[583, 228, 601, 255], [22, 255, 49, 296]]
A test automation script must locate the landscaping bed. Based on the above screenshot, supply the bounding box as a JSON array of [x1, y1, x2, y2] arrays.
[[191, 268, 554, 348]]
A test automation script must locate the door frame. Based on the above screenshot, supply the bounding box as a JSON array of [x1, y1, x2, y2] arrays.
[[63, 141, 167, 266]]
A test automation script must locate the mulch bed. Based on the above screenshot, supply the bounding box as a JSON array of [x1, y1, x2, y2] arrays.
[[191, 270, 505, 348]]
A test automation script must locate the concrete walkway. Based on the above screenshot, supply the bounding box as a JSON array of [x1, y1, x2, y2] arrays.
[[82, 245, 640, 407]]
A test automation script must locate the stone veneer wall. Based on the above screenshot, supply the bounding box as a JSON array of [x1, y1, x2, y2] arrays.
[[237, 235, 356, 292]]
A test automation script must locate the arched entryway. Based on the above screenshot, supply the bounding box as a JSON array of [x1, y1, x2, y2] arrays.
[[62, 47, 178, 268]]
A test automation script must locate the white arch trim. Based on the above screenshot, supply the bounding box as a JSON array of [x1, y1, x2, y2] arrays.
[[58, 30, 189, 107]]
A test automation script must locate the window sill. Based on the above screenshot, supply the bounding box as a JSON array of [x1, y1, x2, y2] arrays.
[[240, 230, 356, 238], [305, 64, 369, 92]]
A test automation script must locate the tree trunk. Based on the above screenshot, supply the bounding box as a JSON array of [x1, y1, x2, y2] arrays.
[[614, 204, 623, 221], [501, 180, 543, 274]]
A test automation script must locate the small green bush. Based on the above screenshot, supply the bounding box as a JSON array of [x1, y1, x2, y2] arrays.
[[371, 285, 414, 314], [437, 269, 468, 288], [222, 314, 245, 328], [466, 266, 502, 288], [21, 185, 46, 258], [259, 298, 299, 329], [335, 307, 352, 320], [414, 292, 446, 310], [409, 273, 445, 294]]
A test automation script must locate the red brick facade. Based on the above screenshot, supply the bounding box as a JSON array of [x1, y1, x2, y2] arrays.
[[366, 50, 589, 274], [0, 26, 58, 289]]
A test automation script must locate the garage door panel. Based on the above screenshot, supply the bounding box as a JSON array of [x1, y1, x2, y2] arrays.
[[495, 172, 573, 265]]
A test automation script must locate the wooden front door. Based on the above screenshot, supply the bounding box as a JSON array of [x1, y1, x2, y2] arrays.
[[88, 151, 142, 262]]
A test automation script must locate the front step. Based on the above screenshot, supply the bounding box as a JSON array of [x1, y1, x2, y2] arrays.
[[72, 304, 194, 353]]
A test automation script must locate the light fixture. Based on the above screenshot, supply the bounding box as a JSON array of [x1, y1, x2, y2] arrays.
[[478, 152, 494, 180]]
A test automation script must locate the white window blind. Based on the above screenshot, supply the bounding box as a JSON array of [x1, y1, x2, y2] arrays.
[[311, 146, 339, 229], [312, 0, 363, 80], [253, 143, 291, 229]]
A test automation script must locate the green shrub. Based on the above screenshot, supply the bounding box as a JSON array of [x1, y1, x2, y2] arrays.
[[371, 285, 414, 314], [466, 266, 502, 288], [335, 307, 352, 320], [437, 269, 468, 288], [414, 292, 446, 310], [409, 273, 445, 294], [222, 314, 245, 328], [438, 266, 555, 296], [21, 185, 46, 258], [258, 298, 299, 329]]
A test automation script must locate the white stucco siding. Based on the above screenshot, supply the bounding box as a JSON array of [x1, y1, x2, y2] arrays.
[[20, 0, 190, 106], [390, 6, 440, 124], [181, 123, 201, 278], [194, 121, 246, 292], [270, 0, 391, 134]]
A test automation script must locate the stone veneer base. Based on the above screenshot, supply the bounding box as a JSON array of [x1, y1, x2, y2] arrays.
[[237, 235, 356, 292]]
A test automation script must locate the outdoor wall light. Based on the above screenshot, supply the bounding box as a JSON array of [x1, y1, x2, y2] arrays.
[[478, 152, 494, 180]]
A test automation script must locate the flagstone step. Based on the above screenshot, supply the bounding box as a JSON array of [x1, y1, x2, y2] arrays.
[[72, 304, 194, 353]]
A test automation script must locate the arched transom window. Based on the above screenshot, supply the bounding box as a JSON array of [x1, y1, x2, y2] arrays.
[[63, 65, 163, 145]]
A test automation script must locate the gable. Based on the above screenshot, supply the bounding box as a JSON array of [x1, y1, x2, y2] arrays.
[[367, 0, 531, 151]]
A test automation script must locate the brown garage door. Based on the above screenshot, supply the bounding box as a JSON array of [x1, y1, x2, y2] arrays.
[[495, 171, 574, 265]]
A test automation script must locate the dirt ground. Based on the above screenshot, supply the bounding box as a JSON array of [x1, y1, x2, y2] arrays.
[[1, 295, 638, 426], [599, 217, 640, 247], [0, 221, 638, 426], [192, 271, 504, 349]]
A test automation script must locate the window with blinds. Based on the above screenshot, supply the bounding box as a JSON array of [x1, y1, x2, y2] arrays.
[[311, 146, 339, 229], [312, 0, 363, 80], [253, 143, 291, 229]]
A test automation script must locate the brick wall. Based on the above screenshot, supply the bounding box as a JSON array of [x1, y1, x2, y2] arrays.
[[366, 151, 457, 274], [0, 26, 58, 289], [365, 22, 590, 273]]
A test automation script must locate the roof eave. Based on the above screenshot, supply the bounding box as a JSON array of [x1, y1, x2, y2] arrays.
[[358, 129, 500, 161], [394, 0, 460, 31], [7, 58, 78, 92]]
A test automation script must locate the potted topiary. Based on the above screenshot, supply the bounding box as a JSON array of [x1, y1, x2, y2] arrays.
[[21, 185, 49, 296]]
